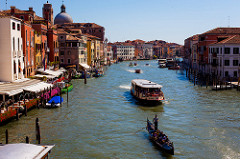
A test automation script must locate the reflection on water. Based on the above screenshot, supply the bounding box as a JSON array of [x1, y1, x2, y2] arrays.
[[0, 60, 240, 158]]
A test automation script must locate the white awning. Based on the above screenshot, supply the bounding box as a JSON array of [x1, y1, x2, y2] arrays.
[[0, 143, 54, 159], [37, 68, 65, 77], [0, 79, 52, 96], [79, 63, 90, 69], [23, 82, 53, 93]]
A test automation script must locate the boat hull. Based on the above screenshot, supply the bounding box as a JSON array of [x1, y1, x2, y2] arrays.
[[61, 84, 73, 93], [131, 91, 164, 105]]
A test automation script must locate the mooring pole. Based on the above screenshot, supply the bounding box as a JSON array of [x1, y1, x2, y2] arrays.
[[26, 136, 29, 144], [84, 69, 87, 84], [5, 129, 8, 144], [35, 118, 41, 144]]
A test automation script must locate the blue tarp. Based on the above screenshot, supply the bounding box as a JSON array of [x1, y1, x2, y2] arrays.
[[48, 96, 63, 104]]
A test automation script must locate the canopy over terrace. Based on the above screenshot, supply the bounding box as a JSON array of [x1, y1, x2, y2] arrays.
[[37, 67, 67, 77], [0, 79, 53, 101], [80, 63, 90, 70]]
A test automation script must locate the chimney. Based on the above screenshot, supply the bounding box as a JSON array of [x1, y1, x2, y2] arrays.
[[10, 6, 16, 15], [29, 7, 33, 12]]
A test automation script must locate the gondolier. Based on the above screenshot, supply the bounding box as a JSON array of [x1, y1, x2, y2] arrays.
[[153, 114, 159, 130]]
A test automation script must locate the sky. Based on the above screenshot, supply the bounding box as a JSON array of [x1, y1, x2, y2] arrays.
[[1, 0, 240, 45]]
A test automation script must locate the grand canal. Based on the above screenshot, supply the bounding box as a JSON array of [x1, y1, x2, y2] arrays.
[[0, 60, 240, 159]]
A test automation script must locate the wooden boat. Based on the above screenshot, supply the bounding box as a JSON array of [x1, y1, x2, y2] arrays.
[[135, 69, 141, 73], [61, 83, 73, 93], [168, 64, 180, 70], [146, 119, 174, 155], [131, 79, 164, 104], [0, 143, 55, 159], [158, 63, 166, 68]]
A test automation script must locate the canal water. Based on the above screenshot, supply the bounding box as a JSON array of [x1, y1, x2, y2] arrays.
[[0, 60, 240, 159]]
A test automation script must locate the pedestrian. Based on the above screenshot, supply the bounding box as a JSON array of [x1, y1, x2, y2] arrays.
[[153, 114, 159, 130]]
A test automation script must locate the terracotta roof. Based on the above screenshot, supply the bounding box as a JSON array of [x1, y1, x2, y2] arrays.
[[214, 35, 240, 44], [83, 33, 101, 40], [61, 23, 103, 28], [1, 7, 35, 14], [66, 35, 81, 41], [57, 29, 69, 35], [112, 42, 134, 46], [202, 27, 240, 35], [34, 15, 44, 21]]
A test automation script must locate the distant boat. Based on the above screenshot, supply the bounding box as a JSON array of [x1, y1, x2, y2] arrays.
[[129, 62, 133, 67], [131, 79, 164, 104], [61, 83, 73, 93], [145, 63, 150, 66], [134, 62, 138, 66], [46, 96, 63, 108], [135, 69, 141, 73]]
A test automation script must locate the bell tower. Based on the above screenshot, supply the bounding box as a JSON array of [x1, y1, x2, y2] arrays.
[[42, 1, 53, 25]]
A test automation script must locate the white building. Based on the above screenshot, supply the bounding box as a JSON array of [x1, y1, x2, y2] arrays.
[[142, 43, 153, 59], [209, 35, 240, 80], [112, 43, 135, 60], [0, 16, 24, 82]]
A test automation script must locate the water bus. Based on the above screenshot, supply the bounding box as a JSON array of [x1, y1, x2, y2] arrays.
[[131, 79, 164, 104]]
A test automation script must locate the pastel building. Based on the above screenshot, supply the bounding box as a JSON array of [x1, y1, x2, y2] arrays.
[[112, 43, 135, 60], [209, 35, 240, 79], [0, 16, 24, 82]]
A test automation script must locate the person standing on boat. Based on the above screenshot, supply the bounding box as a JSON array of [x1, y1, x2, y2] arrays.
[[153, 115, 159, 130]]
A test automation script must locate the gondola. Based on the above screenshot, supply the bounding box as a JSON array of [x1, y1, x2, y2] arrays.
[[146, 119, 174, 155]]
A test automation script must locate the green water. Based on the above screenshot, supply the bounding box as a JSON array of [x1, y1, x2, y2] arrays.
[[0, 60, 239, 159]]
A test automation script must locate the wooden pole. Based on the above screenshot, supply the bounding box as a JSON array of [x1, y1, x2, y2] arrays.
[[26, 136, 29, 144], [35, 118, 41, 144], [194, 70, 196, 86], [5, 129, 8, 144], [16, 108, 19, 120], [84, 69, 87, 84], [238, 77, 240, 91], [24, 104, 27, 116], [50, 86, 52, 98], [67, 87, 68, 103]]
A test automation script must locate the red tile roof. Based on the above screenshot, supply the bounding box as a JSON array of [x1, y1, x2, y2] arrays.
[[202, 27, 240, 35], [215, 35, 240, 44]]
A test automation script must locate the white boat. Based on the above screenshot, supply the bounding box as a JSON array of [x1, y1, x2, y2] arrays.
[[131, 79, 164, 104], [158, 59, 167, 68], [0, 143, 54, 159]]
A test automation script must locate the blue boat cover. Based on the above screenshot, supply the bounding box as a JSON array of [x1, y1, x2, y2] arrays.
[[48, 96, 63, 104]]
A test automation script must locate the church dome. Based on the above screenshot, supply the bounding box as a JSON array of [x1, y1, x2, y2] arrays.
[[54, 4, 73, 25]]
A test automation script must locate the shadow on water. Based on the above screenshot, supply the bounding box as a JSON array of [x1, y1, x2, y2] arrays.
[[142, 131, 173, 159], [123, 91, 164, 108]]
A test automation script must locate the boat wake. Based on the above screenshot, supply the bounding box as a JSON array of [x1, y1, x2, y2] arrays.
[[119, 85, 131, 90], [126, 69, 135, 73]]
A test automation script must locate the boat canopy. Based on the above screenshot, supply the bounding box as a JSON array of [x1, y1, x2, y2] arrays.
[[0, 143, 54, 159], [48, 96, 63, 104], [131, 79, 162, 89]]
